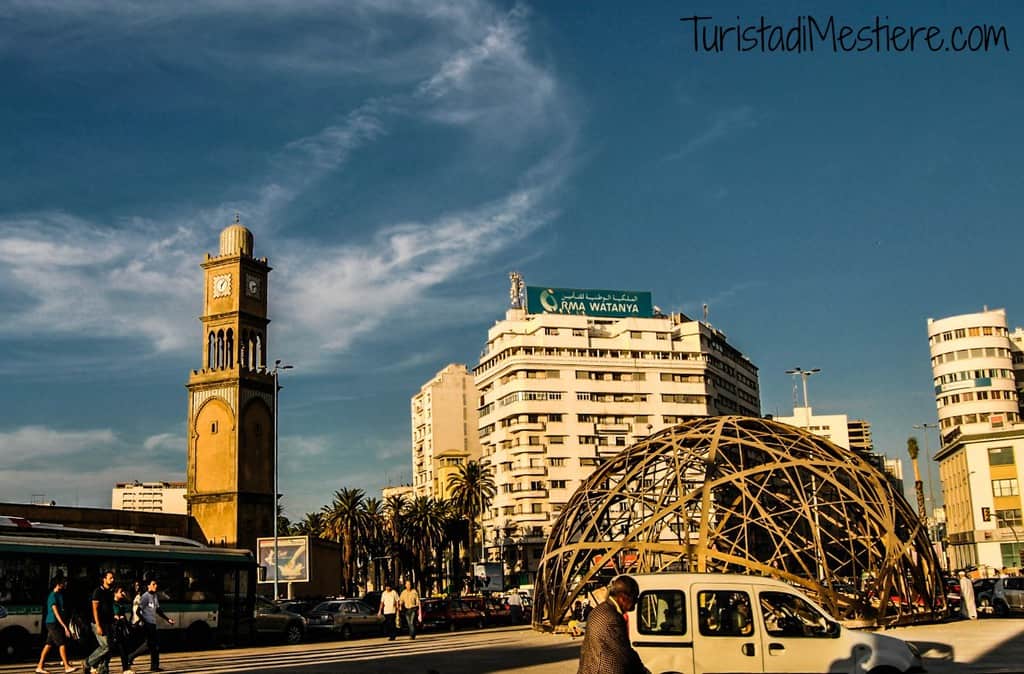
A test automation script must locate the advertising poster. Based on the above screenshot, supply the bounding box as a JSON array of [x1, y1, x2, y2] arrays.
[[257, 536, 310, 583]]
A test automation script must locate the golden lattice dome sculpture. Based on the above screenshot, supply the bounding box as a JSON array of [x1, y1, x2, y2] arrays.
[[219, 220, 254, 257], [534, 416, 945, 630]]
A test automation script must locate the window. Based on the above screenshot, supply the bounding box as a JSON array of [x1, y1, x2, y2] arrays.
[[992, 478, 1020, 497], [211, 421, 219, 434], [550, 480, 567, 489], [697, 590, 753, 636], [637, 590, 686, 635], [989, 446, 1015, 466], [759, 591, 833, 638], [547, 457, 566, 467], [997, 509, 1022, 528], [544, 328, 559, 335]]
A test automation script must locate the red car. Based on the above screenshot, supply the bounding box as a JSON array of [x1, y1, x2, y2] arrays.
[[418, 598, 486, 631]]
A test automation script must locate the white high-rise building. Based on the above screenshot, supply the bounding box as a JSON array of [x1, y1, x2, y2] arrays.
[[112, 481, 187, 514], [928, 308, 1024, 571], [474, 280, 760, 582], [411, 363, 482, 500]]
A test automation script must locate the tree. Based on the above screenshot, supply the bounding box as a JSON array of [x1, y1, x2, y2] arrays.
[[383, 493, 410, 582], [402, 495, 449, 591], [295, 511, 325, 539], [447, 460, 496, 563], [362, 497, 385, 591], [322, 487, 367, 596], [907, 437, 927, 521]]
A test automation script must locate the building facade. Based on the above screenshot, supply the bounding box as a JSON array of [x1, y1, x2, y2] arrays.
[[474, 281, 760, 582], [112, 481, 188, 514], [929, 308, 1024, 571], [185, 220, 276, 554], [411, 364, 482, 499]]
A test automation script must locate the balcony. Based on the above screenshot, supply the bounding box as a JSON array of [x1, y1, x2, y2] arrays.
[[514, 488, 549, 500], [511, 464, 547, 478], [515, 511, 550, 523], [595, 422, 631, 434], [507, 421, 546, 432], [511, 443, 546, 456]]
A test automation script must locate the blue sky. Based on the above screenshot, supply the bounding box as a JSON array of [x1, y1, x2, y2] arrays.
[[2, 1, 1021, 519]]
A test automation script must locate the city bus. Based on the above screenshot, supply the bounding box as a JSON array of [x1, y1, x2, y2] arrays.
[[0, 516, 255, 661]]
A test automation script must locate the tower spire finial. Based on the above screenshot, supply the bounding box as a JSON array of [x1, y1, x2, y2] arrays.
[[234, 211, 241, 225]]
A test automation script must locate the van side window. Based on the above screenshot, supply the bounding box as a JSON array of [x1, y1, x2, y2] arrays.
[[759, 591, 831, 638], [637, 590, 686, 635], [697, 590, 753, 636]]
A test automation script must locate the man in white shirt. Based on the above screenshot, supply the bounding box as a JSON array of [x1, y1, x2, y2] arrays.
[[378, 583, 400, 641], [507, 589, 523, 623], [127, 580, 174, 672]]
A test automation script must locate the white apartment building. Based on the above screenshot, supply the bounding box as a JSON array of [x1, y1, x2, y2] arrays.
[[111, 481, 187, 514], [411, 363, 482, 499], [929, 308, 1024, 571], [473, 282, 760, 582]]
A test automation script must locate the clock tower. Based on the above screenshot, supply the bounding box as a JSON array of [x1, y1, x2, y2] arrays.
[[186, 218, 275, 554]]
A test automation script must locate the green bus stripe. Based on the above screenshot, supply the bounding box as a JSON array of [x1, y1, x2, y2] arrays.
[[1, 604, 42, 616]]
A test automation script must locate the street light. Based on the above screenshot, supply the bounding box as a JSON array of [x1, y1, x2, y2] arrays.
[[785, 367, 821, 427], [272, 359, 293, 601], [913, 422, 940, 518]]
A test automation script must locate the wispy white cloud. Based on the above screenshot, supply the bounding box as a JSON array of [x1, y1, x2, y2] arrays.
[[666, 105, 758, 161], [0, 426, 117, 464], [142, 433, 183, 452]]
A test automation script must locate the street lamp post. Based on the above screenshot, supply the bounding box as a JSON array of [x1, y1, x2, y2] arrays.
[[913, 423, 940, 518], [272, 359, 293, 601], [785, 367, 821, 428]]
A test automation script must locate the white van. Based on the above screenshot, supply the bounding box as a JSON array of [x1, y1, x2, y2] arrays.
[[628, 574, 923, 674]]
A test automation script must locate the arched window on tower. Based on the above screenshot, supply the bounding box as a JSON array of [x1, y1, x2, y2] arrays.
[[226, 329, 234, 369], [248, 332, 257, 371], [216, 330, 225, 369], [207, 332, 216, 371], [240, 330, 249, 370], [255, 333, 264, 370]]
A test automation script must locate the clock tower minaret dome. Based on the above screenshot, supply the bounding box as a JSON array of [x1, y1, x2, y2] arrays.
[[186, 217, 275, 555]]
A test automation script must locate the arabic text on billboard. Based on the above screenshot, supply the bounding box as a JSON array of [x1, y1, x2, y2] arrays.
[[256, 536, 310, 584], [526, 286, 653, 318]]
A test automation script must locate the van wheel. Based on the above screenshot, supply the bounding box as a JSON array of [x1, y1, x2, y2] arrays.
[[867, 667, 901, 674], [186, 621, 212, 650], [0, 627, 31, 662], [341, 624, 353, 640]]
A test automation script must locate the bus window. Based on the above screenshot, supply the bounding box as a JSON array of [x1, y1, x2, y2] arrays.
[[183, 565, 217, 603], [0, 557, 43, 604]]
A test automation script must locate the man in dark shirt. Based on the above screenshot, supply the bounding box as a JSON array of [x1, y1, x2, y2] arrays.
[[85, 571, 115, 674]]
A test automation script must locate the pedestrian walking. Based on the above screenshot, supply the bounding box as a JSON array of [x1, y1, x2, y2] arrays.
[[959, 571, 978, 620], [127, 579, 175, 672], [85, 570, 115, 674], [111, 585, 135, 674], [398, 580, 420, 640], [507, 589, 523, 623], [35, 576, 78, 674], [577, 575, 649, 674], [378, 582, 400, 641]]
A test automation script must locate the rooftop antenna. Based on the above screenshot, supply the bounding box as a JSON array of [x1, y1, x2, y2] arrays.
[[234, 211, 241, 224], [509, 271, 525, 309], [702, 303, 709, 322]]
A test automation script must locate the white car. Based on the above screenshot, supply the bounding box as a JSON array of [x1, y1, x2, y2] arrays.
[[628, 573, 923, 674]]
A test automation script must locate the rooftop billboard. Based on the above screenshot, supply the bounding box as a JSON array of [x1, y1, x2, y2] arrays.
[[525, 286, 654, 318]]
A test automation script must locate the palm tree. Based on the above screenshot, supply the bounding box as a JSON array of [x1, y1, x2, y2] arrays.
[[383, 493, 410, 582], [322, 487, 367, 596], [907, 437, 927, 521], [295, 511, 325, 539], [402, 496, 449, 591], [362, 497, 385, 590], [447, 460, 496, 563]]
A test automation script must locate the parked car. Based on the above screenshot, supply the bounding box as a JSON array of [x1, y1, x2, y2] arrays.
[[361, 591, 382, 612], [974, 578, 999, 615], [255, 596, 306, 644], [462, 595, 515, 625], [305, 599, 385, 639], [418, 598, 485, 631], [992, 577, 1024, 616], [276, 598, 322, 617], [944, 576, 962, 611]]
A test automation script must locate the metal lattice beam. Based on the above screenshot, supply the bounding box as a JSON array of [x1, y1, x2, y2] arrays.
[[534, 416, 945, 630]]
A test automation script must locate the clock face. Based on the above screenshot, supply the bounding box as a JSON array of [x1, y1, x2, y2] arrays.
[[246, 274, 261, 299], [212, 274, 231, 298]]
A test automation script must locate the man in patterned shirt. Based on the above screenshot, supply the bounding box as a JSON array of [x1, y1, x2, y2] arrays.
[[577, 575, 649, 674]]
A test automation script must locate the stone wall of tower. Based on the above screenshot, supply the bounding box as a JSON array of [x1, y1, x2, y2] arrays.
[[186, 222, 275, 555]]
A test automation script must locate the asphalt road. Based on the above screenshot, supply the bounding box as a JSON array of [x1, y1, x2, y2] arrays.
[[10, 618, 1024, 674]]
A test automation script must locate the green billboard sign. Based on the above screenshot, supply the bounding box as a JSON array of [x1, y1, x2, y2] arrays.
[[526, 286, 654, 318]]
